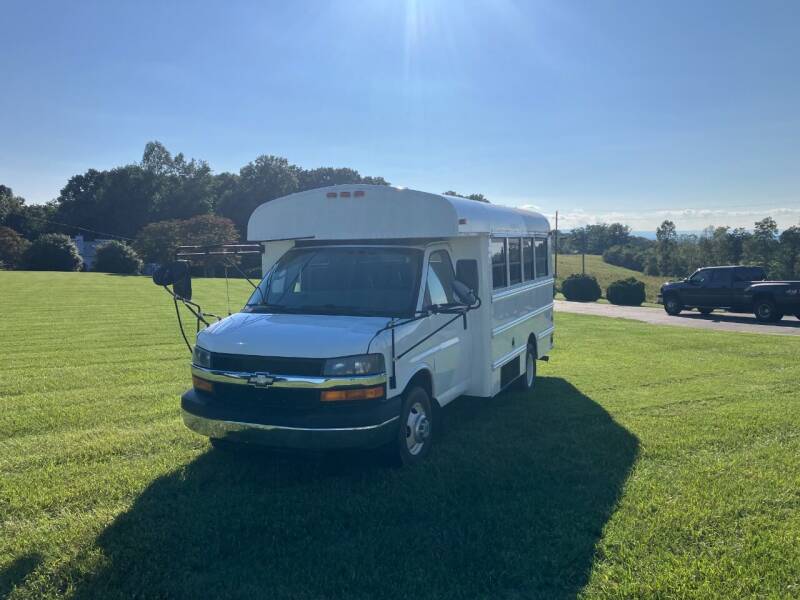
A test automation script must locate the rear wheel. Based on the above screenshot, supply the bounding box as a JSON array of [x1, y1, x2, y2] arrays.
[[754, 299, 781, 323], [514, 344, 537, 392], [387, 386, 434, 466], [664, 295, 683, 316], [698, 307, 713, 315]]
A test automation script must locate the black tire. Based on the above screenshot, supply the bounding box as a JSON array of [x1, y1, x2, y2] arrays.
[[386, 386, 434, 466], [754, 299, 779, 323], [698, 307, 713, 315], [514, 344, 537, 392], [664, 295, 683, 316], [795, 314, 800, 321]]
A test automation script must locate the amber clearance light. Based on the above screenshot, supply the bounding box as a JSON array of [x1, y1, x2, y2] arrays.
[[192, 375, 214, 394], [321, 386, 384, 402]]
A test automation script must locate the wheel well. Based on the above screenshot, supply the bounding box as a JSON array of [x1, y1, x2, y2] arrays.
[[406, 369, 433, 400], [753, 293, 773, 304], [527, 333, 538, 357]]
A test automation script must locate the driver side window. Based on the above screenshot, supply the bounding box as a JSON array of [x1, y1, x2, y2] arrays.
[[424, 250, 456, 306], [690, 270, 710, 285]]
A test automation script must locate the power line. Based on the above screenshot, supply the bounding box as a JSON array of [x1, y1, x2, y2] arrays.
[[2, 215, 134, 241]]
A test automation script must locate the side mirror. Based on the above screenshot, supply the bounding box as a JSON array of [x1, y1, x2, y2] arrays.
[[153, 261, 193, 300], [453, 280, 477, 306]]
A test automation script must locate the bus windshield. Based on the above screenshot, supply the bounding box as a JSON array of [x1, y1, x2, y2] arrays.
[[246, 246, 423, 317]]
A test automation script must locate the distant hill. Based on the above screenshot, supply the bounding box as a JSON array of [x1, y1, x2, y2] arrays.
[[555, 254, 669, 302]]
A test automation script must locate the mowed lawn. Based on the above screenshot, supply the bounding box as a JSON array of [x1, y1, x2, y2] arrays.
[[556, 254, 666, 302], [2, 272, 800, 599]]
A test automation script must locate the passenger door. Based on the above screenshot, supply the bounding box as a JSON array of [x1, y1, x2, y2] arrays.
[[419, 249, 469, 402]]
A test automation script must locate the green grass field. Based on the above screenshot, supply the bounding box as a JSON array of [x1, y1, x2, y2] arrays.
[[556, 254, 666, 302], [2, 271, 800, 599]]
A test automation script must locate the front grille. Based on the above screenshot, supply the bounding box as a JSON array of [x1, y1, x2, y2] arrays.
[[209, 352, 325, 376], [213, 382, 320, 411]]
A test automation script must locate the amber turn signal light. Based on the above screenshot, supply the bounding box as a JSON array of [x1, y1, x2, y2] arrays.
[[321, 386, 384, 402], [192, 375, 214, 394]]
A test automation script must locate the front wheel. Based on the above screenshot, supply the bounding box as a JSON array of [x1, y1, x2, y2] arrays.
[[664, 295, 683, 316], [514, 344, 537, 392], [387, 386, 435, 466]]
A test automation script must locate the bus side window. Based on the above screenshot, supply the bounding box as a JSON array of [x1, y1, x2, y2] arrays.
[[491, 238, 507, 289], [523, 238, 534, 281], [534, 238, 548, 278]]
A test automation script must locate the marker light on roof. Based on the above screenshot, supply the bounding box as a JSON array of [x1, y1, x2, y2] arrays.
[[326, 192, 337, 198], [354, 190, 365, 197], [340, 191, 351, 198]]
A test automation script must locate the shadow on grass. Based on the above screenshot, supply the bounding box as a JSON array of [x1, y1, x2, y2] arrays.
[[0, 553, 41, 598], [69, 377, 638, 600], [679, 311, 800, 328]]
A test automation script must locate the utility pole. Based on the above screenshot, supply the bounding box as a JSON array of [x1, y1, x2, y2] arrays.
[[554, 210, 559, 278]]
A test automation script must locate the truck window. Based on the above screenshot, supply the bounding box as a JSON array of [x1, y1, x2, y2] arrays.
[[425, 250, 456, 306], [523, 238, 534, 281], [710, 269, 731, 285], [689, 269, 708, 284], [491, 238, 507, 289], [508, 238, 522, 285], [534, 238, 548, 278], [733, 267, 763, 283]]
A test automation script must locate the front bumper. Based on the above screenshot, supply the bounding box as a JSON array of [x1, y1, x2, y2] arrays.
[[181, 389, 401, 449]]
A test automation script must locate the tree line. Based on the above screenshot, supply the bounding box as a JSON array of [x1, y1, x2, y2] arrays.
[[557, 218, 800, 279], [0, 141, 487, 271]]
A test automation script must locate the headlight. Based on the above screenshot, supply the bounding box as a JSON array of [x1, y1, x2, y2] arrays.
[[322, 354, 385, 377], [192, 345, 211, 369]]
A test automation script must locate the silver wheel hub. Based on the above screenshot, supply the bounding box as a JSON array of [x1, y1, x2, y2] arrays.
[[405, 402, 430, 455]]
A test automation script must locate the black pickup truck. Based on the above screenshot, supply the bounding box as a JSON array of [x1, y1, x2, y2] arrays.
[[658, 265, 800, 323]]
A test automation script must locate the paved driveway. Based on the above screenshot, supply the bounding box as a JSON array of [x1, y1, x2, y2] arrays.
[[555, 300, 800, 336]]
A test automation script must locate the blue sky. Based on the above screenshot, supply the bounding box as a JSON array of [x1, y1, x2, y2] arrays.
[[2, 0, 799, 230]]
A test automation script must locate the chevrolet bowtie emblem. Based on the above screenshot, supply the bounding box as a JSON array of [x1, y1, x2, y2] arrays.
[[248, 373, 275, 388]]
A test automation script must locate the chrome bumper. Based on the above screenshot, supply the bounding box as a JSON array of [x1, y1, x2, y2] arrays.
[[191, 365, 387, 389], [182, 410, 399, 449]]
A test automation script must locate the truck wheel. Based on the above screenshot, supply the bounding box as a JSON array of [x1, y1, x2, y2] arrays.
[[754, 299, 779, 323], [664, 295, 683, 316], [387, 386, 434, 466], [698, 307, 713, 315], [795, 313, 800, 321], [514, 344, 537, 392]]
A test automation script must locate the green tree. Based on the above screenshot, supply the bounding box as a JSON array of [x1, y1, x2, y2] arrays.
[[142, 142, 215, 221], [24, 233, 83, 271], [134, 220, 184, 264], [656, 220, 677, 275], [217, 155, 299, 235], [778, 226, 800, 278], [134, 215, 239, 273], [0, 225, 30, 268], [0, 185, 25, 224], [296, 167, 389, 191], [442, 191, 489, 203], [94, 241, 143, 274], [744, 217, 779, 274]]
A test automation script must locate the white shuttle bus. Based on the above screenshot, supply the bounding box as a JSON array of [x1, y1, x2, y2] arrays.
[[181, 185, 553, 464]]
